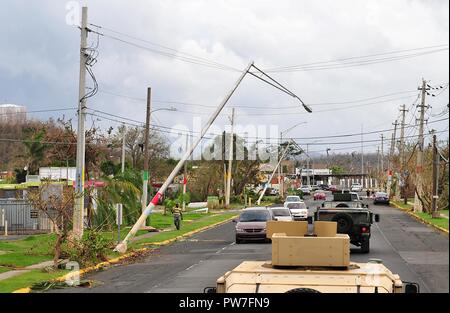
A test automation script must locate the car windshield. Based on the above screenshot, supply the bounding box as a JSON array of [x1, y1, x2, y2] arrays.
[[375, 192, 387, 197], [239, 210, 270, 222], [286, 196, 300, 202], [287, 202, 306, 210], [271, 208, 291, 216]]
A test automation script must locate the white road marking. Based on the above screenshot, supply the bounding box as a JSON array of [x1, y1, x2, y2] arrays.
[[215, 242, 235, 254]]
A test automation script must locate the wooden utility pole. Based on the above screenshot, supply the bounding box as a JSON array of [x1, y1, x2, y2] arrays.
[[431, 134, 439, 218], [388, 120, 398, 197], [73, 6, 88, 239], [141, 87, 151, 227], [225, 108, 235, 208], [398, 105, 408, 201], [377, 146, 380, 176], [414, 79, 429, 213]]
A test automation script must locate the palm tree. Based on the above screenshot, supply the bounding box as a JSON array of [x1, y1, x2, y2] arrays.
[[22, 129, 47, 174], [92, 169, 142, 229]]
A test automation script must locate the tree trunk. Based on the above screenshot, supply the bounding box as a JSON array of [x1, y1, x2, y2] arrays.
[[53, 234, 63, 267]]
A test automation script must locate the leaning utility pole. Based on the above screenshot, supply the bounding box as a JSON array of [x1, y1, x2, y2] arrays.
[[257, 143, 291, 205], [73, 6, 88, 239], [141, 87, 151, 226], [397, 105, 408, 201], [225, 108, 235, 208], [114, 62, 312, 253], [414, 79, 429, 213], [431, 134, 439, 218]]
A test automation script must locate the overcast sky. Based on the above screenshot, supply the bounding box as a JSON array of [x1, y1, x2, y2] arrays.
[[1, 0, 448, 158]]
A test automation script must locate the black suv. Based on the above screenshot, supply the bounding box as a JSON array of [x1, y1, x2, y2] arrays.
[[314, 193, 380, 253]]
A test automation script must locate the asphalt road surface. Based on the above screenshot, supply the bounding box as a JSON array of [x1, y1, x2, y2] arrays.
[[50, 195, 448, 293]]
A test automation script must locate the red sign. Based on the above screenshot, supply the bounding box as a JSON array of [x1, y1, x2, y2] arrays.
[[72, 180, 106, 188]]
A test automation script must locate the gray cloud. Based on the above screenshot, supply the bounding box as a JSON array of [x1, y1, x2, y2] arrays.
[[0, 0, 448, 156]]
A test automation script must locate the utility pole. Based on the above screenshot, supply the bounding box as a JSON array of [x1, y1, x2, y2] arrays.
[[380, 134, 384, 190], [431, 134, 439, 218], [222, 131, 227, 204], [377, 146, 380, 176], [361, 124, 364, 187], [121, 124, 126, 173], [398, 105, 408, 201], [141, 87, 151, 227], [182, 134, 188, 211], [225, 108, 235, 208], [387, 120, 398, 197], [414, 79, 429, 213], [306, 144, 310, 186], [73, 6, 88, 239], [257, 143, 291, 205], [278, 134, 282, 194]]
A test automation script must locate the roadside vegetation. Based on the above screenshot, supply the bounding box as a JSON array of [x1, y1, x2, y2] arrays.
[[391, 200, 449, 231]]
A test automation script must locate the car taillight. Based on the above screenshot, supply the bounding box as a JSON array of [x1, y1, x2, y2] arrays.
[[361, 226, 369, 233]]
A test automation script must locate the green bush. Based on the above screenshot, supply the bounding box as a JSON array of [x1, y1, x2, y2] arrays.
[[62, 230, 112, 268]]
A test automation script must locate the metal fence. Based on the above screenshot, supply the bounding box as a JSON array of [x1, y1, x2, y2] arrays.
[[0, 199, 53, 235]]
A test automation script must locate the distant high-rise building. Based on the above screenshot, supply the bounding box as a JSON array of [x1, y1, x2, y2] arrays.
[[0, 104, 27, 124]]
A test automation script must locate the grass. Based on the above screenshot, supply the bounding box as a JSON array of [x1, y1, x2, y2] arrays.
[[392, 200, 449, 231], [392, 200, 413, 210], [0, 269, 69, 293], [130, 212, 237, 248], [0, 211, 236, 292], [0, 234, 55, 268], [415, 212, 449, 230]]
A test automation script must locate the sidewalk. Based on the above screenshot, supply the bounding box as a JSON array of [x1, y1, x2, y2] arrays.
[[0, 260, 63, 282]]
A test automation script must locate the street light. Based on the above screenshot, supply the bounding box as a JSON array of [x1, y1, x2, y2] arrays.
[[151, 107, 177, 114]]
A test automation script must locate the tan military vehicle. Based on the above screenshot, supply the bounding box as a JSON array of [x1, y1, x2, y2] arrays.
[[205, 221, 419, 293]]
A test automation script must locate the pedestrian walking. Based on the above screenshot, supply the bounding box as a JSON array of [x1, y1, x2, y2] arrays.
[[172, 203, 182, 230]]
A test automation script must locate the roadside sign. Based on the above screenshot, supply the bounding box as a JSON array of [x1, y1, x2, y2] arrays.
[[142, 171, 149, 181], [116, 203, 123, 226]]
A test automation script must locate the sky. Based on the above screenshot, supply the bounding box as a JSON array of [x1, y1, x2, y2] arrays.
[[0, 0, 448, 159]]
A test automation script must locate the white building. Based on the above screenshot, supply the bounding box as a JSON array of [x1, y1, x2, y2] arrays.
[[0, 104, 27, 124], [39, 167, 77, 181]]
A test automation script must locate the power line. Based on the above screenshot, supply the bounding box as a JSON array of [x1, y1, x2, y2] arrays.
[[264, 44, 449, 72], [88, 28, 238, 72], [97, 88, 419, 110], [89, 23, 240, 72], [87, 107, 449, 141], [87, 24, 448, 74]]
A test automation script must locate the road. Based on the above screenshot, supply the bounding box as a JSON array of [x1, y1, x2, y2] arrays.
[[50, 195, 448, 293]]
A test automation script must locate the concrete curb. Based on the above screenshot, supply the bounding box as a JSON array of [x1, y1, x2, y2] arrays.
[[391, 202, 449, 235], [12, 214, 238, 293]]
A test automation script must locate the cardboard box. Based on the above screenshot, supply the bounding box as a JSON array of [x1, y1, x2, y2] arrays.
[[272, 233, 350, 267], [267, 221, 308, 239], [314, 221, 337, 237]]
